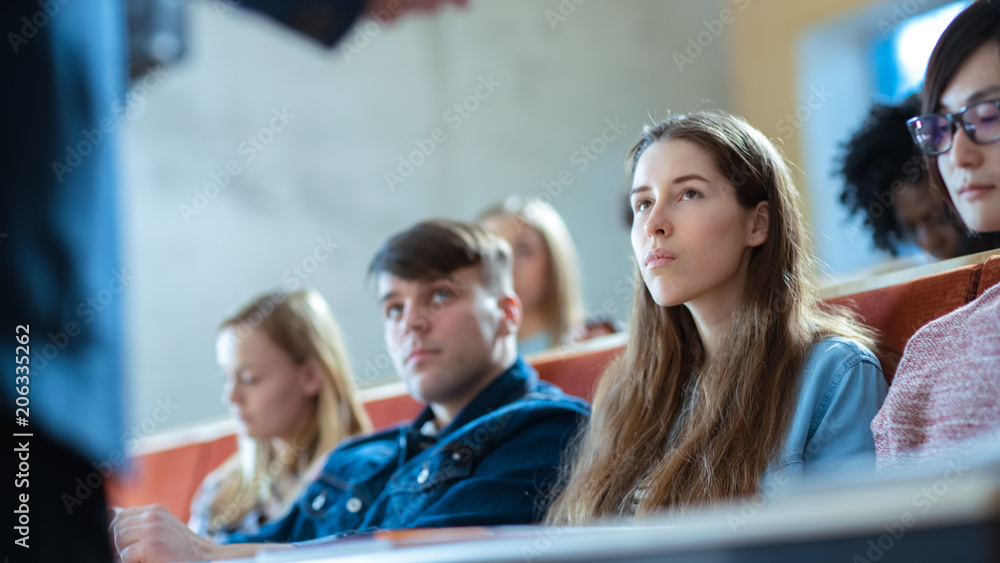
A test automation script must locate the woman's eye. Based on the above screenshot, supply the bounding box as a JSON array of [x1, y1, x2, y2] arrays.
[[680, 189, 701, 201], [633, 199, 652, 213], [432, 288, 456, 303], [385, 304, 403, 319], [239, 373, 259, 385]]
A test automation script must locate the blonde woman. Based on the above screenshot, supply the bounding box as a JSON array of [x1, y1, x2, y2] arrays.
[[188, 289, 371, 540], [547, 112, 887, 523], [480, 197, 614, 355]]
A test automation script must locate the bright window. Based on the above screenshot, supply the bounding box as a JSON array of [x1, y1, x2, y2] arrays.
[[876, 1, 968, 100]]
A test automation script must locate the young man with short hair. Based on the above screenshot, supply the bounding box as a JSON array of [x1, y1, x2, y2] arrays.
[[110, 220, 589, 562]]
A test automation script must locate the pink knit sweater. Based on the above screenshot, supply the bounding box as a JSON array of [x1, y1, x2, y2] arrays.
[[872, 280, 1000, 470]]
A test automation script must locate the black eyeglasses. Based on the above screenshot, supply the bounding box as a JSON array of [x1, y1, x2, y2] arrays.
[[906, 99, 1000, 156]]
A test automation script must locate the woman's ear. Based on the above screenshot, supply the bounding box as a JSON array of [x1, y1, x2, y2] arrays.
[[300, 358, 324, 397], [746, 201, 770, 248]]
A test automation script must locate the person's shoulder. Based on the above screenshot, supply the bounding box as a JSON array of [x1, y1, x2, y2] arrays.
[[525, 380, 589, 410], [189, 454, 241, 529], [951, 279, 1000, 327], [196, 452, 241, 493], [496, 379, 591, 424], [910, 280, 1000, 342], [330, 423, 401, 453], [797, 336, 884, 402], [807, 336, 879, 370], [459, 381, 588, 450], [795, 336, 886, 440], [319, 425, 401, 470], [314, 425, 403, 486]]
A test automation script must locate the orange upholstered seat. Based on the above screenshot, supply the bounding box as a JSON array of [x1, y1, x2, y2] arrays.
[[826, 263, 982, 383], [107, 432, 237, 523], [978, 255, 1000, 298]]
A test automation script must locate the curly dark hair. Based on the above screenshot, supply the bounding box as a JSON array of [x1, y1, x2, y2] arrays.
[[837, 95, 926, 256]]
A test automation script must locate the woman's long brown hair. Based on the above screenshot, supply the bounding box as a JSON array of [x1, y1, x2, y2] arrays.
[[546, 112, 875, 524]]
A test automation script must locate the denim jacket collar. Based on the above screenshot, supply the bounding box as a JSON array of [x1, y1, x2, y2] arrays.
[[409, 356, 537, 439]]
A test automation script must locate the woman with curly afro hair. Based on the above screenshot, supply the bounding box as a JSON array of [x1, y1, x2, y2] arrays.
[[837, 94, 1000, 260]]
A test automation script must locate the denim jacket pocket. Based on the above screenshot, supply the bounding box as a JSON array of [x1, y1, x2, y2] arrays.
[[380, 445, 476, 525], [302, 472, 353, 519], [392, 444, 476, 495]]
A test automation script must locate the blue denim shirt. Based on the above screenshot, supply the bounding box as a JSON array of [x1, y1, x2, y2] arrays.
[[765, 336, 888, 483], [226, 357, 589, 545]]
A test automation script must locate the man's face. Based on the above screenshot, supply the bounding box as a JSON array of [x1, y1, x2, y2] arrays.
[[378, 266, 516, 415]]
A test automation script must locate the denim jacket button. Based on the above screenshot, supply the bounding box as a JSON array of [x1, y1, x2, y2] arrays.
[[451, 452, 461, 461], [346, 497, 363, 513], [417, 467, 429, 484], [311, 491, 327, 511]]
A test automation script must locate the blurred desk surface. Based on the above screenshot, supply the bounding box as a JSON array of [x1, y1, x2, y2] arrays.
[[229, 457, 1000, 563]]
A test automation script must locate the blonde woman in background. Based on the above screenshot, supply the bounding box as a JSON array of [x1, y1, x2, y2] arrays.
[[479, 197, 616, 355], [188, 289, 372, 541]]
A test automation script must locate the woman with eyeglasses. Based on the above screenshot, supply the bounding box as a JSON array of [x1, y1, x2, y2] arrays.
[[838, 94, 1000, 261], [872, 0, 1000, 470]]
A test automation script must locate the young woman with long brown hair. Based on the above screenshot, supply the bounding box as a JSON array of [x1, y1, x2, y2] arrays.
[[547, 111, 887, 524]]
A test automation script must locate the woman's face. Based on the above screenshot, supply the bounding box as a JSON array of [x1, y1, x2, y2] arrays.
[[216, 324, 320, 443], [937, 41, 1000, 233], [629, 139, 767, 310], [481, 215, 550, 315]]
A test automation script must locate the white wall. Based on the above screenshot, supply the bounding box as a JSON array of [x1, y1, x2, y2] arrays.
[[119, 0, 734, 431]]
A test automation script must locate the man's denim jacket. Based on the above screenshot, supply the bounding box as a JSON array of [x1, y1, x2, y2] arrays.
[[227, 357, 589, 545]]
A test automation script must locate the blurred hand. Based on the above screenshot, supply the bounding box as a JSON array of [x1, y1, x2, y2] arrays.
[[107, 507, 124, 563], [365, 0, 469, 25], [110, 505, 219, 563]]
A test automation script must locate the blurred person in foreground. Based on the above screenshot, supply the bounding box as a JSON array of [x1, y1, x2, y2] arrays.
[[1, 1, 465, 560]]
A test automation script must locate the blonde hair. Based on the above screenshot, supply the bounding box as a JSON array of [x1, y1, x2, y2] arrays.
[[479, 196, 585, 342], [547, 112, 876, 524], [206, 289, 372, 535]]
